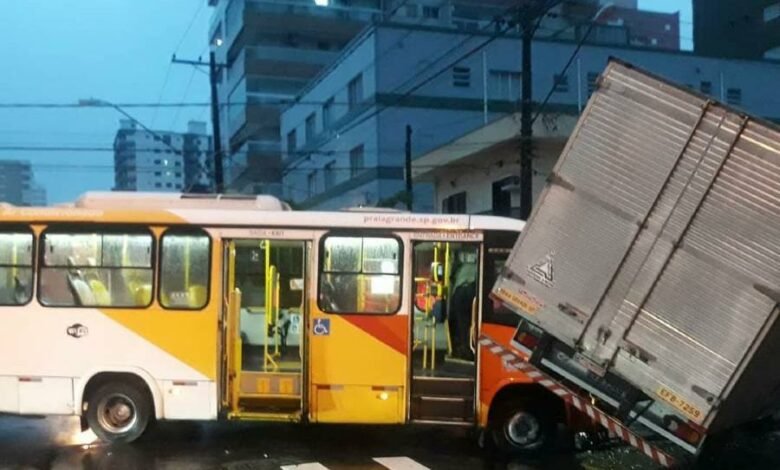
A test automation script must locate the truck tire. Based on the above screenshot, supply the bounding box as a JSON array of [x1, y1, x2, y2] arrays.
[[86, 381, 152, 444], [490, 398, 554, 456]]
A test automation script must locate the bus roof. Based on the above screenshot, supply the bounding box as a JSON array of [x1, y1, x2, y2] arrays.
[[0, 192, 525, 233]]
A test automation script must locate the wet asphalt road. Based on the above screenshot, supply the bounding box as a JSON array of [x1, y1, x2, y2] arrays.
[[0, 416, 778, 470]]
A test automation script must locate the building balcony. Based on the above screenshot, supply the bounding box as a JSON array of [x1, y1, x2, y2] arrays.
[[245, 1, 382, 28], [246, 44, 338, 68]]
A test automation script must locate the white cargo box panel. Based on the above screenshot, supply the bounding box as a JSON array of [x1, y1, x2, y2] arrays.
[[493, 59, 780, 432]]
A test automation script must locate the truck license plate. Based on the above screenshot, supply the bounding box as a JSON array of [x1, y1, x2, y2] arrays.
[[656, 386, 703, 421]]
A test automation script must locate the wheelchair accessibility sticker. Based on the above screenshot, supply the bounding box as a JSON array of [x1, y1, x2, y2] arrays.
[[313, 318, 331, 336]]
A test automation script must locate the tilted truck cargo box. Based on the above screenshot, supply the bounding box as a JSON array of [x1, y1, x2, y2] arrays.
[[493, 59, 780, 447]]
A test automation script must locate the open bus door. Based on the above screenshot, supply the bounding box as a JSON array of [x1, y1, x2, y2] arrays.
[[409, 237, 482, 425], [222, 237, 309, 421]]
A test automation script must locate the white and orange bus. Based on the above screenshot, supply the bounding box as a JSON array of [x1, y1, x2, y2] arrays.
[[0, 192, 587, 453]]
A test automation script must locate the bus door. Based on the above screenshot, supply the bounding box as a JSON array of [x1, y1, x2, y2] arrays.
[[409, 236, 481, 424], [309, 233, 408, 424], [223, 236, 309, 420]]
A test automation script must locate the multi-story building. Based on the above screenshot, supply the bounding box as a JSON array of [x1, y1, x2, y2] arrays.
[[280, 23, 780, 213], [0, 160, 47, 206], [113, 120, 212, 192], [694, 0, 780, 60], [207, 0, 679, 196]]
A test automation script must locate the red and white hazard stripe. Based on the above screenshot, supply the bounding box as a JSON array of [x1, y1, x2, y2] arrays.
[[479, 334, 675, 468]]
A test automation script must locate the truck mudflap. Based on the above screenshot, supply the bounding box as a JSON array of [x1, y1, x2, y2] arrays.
[[479, 333, 676, 468]]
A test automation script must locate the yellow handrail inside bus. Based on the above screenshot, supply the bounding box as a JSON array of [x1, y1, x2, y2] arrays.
[[264, 240, 279, 372], [228, 288, 242, 414], [222, 241, 237, 409], [10, 237, 18, 289], [444, 242, 453, 357]]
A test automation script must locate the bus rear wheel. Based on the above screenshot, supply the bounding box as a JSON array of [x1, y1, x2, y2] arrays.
[[86, 381, 152, 444], [490, 398, 554, 456]]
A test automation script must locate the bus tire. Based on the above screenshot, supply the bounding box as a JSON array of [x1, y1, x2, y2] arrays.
[[86, 381, 152, 444], [490, 397, 554, 456]]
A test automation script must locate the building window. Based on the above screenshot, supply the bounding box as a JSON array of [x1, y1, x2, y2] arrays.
[[422, 6, 440, 19], [306, 113, 316, 143], [175, 172, 182, 178], [700, 81, 712, 95], [166, 183, 172, 188], [175, 161, 182, 167], [453, 66, 471, 88], [38, 230, 154, 308], [324, 161, 336, 190], [489, 70, 520, 100], [319, 236, 401, 315], [553, 73, 569, 93], [492, 176, 515, 216], [155, 183, 162, 188], [348, 74, 363, 111], [587, 72, 599, 96], [349, 144, 365, 178], [442, 192, 467, 214], [159, 230, 210, 310], [0, 231, 33, 306], [154, 171, 162, 177], [323, 97, 335, 130], [176, 184, 182, 189], [727, 88, 742, 105], [308, 171, 317, 197], [287, 129, 297, 158]]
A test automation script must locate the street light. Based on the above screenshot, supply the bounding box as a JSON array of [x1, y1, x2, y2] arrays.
[[77, 98, 180, 155]]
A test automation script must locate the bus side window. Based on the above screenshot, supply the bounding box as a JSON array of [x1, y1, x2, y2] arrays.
[[319, 236, 401, 315], [159, 230, 211, 310], [0, 231, 34, 306], [482, 249, 519, 326], [38, 230, 154, 308]]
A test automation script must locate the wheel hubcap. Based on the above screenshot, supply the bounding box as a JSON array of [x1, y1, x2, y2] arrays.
[[97, 393, 137, 434], [505, 411, 541, 447]]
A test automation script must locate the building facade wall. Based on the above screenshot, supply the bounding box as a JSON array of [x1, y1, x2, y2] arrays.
[[209, 0, 681, 194], [113, 120, 211, 192], [0, 160, 46, 206], [281, 24, 780, 212]]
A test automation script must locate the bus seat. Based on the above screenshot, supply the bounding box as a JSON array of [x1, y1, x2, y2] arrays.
[[125, 278, 152, 307], [69, 277, 96, 306], [188, 285, 207, 308], [88, 279, 111, 306], [133, 284, 152, 306]]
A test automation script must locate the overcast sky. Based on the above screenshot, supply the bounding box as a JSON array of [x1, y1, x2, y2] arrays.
[[0, 1, 691, 204], [0, 1, 211, 203]]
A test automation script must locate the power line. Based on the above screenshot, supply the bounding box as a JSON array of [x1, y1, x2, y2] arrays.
[[152, 2, 204, 128], [0, 140, 518, 154], [283, 4, 520, 177], [170, 67, 199, 130], [0, 100, 353, 108]]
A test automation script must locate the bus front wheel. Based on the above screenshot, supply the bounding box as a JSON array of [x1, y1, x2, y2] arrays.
[[86, 381, 152, 444], [490, 398, 554, 456]]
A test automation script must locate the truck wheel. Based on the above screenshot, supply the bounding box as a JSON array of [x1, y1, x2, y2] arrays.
[[86, 381, 152, 444], [490, 398, 554, 456]]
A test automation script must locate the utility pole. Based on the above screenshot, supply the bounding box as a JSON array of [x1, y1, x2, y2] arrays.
[[172, 53, 226, 193], [519, 5, 535, 221], [405, 124, 413, 211], [209, 51, 224, 193]]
